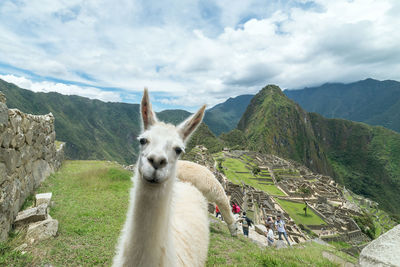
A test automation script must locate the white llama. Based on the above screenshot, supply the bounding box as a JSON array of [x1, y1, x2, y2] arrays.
[[113, 89, 209, 267], [177, 160, 238, 236]]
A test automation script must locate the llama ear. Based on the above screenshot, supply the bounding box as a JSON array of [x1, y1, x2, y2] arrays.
[[178, 104, 206, 141], [141, 88, 158, 130]]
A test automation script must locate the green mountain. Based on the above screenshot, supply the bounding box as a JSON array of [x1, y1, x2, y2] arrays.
[[0, 79, 188, 164], [237, 85, 332, 175], [156, 109, 192, 125], [204, 94, 253, 136], [285, 78, 400, 133], [235, 85, 400, 218], [186, 123, 224, 153]]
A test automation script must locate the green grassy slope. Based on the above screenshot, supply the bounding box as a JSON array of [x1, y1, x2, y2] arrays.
[[218, 156, 286, 196], [1, 161, 132, 266], [276, 199, 326, 226]]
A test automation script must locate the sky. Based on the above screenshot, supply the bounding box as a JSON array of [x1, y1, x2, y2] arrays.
[[0, 0, 399, 111]]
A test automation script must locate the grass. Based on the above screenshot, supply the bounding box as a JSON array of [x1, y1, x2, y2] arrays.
[[328, 241, 352, 250], [222, 157, 286, 196], [276, 199, 327, 226], [207, 217, 356, 266], [262, 185, 286, 196], [2, 160, 359, 266], [1, 160, 132, 266]]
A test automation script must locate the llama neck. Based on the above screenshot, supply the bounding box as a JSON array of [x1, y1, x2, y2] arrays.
[[123, 172, 176, 266]]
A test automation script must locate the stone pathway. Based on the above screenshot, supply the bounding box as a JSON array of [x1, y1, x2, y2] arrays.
[[238, 226, 269, 247]]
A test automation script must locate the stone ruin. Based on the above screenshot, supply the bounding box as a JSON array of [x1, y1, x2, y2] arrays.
[[254, 152, 371, 246], [184, 146, 308, 245], [0, 92, 64, 241], [14, 192, 58, 247], [184, 146, 387, 249]]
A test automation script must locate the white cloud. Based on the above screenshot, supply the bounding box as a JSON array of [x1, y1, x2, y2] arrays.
[[0, 74, 122, 102], [0, 0, 399, 108]]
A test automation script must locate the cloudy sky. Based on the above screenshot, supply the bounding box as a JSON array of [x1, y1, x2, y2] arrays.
[[0, 0, 399, 111]]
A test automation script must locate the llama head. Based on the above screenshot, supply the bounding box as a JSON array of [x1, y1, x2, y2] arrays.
[[137, 88, 206, 185]]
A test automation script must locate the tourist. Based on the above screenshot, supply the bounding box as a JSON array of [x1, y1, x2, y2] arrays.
[[265, 216, 274, 230], [275, 215, 291, 246], [265, 224, 274, 246], [215, 205, 221, 219], [232, 202, 241, 214], [239, 212, 253, 237], [232, 203, 236, 214], [236, 203, 241, 214]]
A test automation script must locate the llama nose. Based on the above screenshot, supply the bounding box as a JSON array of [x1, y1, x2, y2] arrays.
[[147, 155, 167, 169]]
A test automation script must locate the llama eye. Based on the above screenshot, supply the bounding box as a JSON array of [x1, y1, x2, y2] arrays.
[[139, 138, 148, 145], [174, 147, 183, 155]]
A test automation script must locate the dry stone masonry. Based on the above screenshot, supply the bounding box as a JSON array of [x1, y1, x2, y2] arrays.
[[184, 146, 397, 250], [0, 92, 64, 241]]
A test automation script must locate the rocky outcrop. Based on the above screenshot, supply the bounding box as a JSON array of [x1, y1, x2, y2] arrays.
[[0, 93, 64, 241], [359, 224, 400, 266]]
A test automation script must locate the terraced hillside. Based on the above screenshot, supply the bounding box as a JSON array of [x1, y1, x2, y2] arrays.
[[214, 152, 285, 196], [188, 147, 398, 257]]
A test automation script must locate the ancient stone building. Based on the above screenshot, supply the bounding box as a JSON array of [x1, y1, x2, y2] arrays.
[[0, 92, 64, 241]]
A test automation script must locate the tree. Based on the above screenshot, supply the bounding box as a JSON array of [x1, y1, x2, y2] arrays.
[[303, 204, 308, 216], [252, 166, 261, 175], [216, 157, 225, 172], [298, 186, 311, 201]]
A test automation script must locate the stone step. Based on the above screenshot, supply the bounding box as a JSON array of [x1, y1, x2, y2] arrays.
[[35, 192, 52, 207], [14, 203, 48, 227]]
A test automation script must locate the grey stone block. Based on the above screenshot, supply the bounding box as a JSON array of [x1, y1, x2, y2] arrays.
[[14, 203, 48, 227], [26, 217, 58, 242], [359, 224, 400, 266]]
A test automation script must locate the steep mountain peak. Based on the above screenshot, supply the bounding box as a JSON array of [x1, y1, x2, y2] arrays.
[[236, 84, 332, 176], [237, 84, 298, 131], [259, 84, 284, 95]]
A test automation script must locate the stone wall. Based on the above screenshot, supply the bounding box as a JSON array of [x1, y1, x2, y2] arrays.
[[0, 92, 64, 241]]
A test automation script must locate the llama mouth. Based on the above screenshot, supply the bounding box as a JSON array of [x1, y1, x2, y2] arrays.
[[143, 174, 161, 184]]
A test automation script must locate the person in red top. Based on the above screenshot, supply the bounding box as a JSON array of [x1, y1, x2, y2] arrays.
[[232, 203, 241, 214], [215, 205, 221, 218], [235, 204, 241, 214]]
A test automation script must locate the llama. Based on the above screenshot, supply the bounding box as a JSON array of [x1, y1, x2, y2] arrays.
[[113, 89, 209, 267], [177, 160, 238, 236]]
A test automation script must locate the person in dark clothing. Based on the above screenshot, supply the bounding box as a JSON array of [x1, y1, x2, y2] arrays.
[[239, 212, 253, 237], [215, 205, 221, 219]]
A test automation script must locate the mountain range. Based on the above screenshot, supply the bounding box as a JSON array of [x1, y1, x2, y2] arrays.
[[225, 85, 400, 219], [285, 78, 400, 133], [1, 78, 400, 218], [0, 79, 192, 164]]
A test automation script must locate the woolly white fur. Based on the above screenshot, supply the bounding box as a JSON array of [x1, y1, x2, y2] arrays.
[[113, 89, 209, 267], [177, 160, 238, 236]]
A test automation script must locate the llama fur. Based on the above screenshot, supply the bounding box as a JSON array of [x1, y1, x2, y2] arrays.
[[113, 89, 209, 267], [177, 160, 238, 236]]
